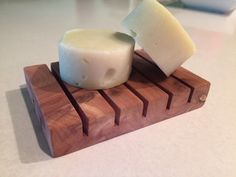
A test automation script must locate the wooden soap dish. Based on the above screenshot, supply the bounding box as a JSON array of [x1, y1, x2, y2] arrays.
[[24, 50, 210, 157]]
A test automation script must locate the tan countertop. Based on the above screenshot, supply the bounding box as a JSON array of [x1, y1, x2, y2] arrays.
[[0, 1, 236, 177]]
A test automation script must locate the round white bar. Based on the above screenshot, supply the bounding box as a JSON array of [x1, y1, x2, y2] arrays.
[[59, 29, 135, 90]]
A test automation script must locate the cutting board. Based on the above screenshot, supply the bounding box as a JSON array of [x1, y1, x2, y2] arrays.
[[24, 50, 210, 157]]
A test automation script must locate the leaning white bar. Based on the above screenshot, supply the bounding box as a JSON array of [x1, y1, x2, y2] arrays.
[[122, 0, 196, 76]]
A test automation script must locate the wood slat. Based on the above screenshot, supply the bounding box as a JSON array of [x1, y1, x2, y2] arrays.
[[100, 84, 144, 133], [125, 69, 169, 123], [24, 64, 83, 157], [51, 62, 115, 143], [133, 54, 192, 114], [172, 67, 210, 110], [136, 49, 211, 110]]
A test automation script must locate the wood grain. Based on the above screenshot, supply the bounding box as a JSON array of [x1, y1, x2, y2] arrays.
[[172, 67, 211, 110], [24, 65, 83, 157], [100, 84, 144, 133], [133, 53, 192, 116], [51, 62, 115, 144], [24, 50, 210, 157], [125, 69, 169, 124], [136, 49, 211, 111]]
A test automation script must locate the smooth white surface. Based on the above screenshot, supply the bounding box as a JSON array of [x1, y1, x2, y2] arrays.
[[0, 1, 236, 177], [59, 29, 134, 89], [122, 0, 195, 76]]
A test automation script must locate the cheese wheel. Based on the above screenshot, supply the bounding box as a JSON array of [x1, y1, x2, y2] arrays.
[[59, 29, 135, 90], [122, 0, 196, 76]]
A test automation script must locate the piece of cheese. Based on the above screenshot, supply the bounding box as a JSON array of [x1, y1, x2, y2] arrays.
[[122, 0, 196, 76], [59, 29, 135, 90]]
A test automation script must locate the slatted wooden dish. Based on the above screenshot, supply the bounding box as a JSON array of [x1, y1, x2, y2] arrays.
[[24, 50, 210, 157]]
